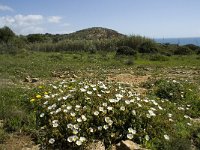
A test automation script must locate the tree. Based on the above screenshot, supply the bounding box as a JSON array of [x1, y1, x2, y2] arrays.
[[0, 26, 15, 43]]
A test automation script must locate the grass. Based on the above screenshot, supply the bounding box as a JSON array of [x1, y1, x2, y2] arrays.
[[0, 51, 200, 149]]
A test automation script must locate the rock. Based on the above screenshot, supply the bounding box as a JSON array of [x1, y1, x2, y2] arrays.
[[31, 78, 39, 83], [84, 140, 105, 150], [24, 76, 39, 83], [112, 140, 148, 150], [24, 76, 32, 82]]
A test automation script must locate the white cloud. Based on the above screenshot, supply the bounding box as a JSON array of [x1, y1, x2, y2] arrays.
[[14, 14, 43, 26], [0, 14, 70, 35], [48, 16, 62, 23], [0, 4, 14, 11], [0, 14, 44, 34]]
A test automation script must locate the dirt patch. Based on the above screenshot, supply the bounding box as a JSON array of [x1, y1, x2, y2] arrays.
[[108, 73, 151, 85], [0, 134, 39, 150]]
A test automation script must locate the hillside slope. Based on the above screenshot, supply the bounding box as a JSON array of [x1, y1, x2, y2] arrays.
[[67, 27, 125, 40]]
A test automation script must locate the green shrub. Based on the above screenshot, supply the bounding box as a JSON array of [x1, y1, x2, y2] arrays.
[[155, 79, 193, 101], [116, 46, 137, 56], [29, 79, 193, 149], [138, 41, 158, 54], [174, 46, 193, 55], [149, 54, 169, 61]]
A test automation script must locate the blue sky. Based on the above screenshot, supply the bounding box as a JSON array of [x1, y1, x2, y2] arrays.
[[0, 0, 200, 38]]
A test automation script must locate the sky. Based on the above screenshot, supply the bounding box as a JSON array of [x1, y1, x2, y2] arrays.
[[0, 0, 200, 38]]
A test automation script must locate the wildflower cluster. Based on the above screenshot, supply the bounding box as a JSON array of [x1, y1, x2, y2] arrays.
[[30, 79, 193, 149]]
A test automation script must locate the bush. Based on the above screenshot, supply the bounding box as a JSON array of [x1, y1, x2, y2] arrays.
[[174, 46, 193, 55], [138, 41, 158, 54], [149, 54, 169, 61], [124, 57, 134, 65], [29, 79, 193, 149], [116, 46, 137, 56]]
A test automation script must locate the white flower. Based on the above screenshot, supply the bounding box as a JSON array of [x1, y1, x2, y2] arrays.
[[125, 100, 130, 104], [67, 135, 78, 142], [80, 88, 86, 92], [102, 103, 107, 107], [52, 120, 59, 125], [73, 129, 78, 134], [99, 107, 104, 112], [67, 136, 73, 142], [87, 91, 92, 95], [148, 110, 156, 117], [67, 123, 73, 129], [44, 95, 50, 99], [120, 106, 125, 111], [84, 85, 89, 89], [164, 134, 170, 140], [81, 115, 87, 121], [168, 113, 172, 117], [108, 120, 113, 126], [55, 108, 61, 114], [79, 137, 86, 142], [105, 90, 110, 93], [90, 84, 96, 88], [115, 94, 123, 99], [105, 117, 111, 123], [75, 105, 81, 109], [132, 110, 136, 115], [40, 113, 44, 118], [48, 106, 52, 110], [184, 115, 189, 119], [145, 135, 150, 141], [128, 128, 136, 134], [158, 105, 163, 110], [97, 94, 102, 97], [67, 106, 72, 110], [70, 112, 76, 117], [109, 99, 116, 103], [107, 106, 113, 111], [89, 127, 94, 133], [93, 88, 97, 91], [98, 126, 102, 130], [49, 138, 55, 144], [77, 118, 82, 122], [74, 124, 79, 129], [43, 101, 48, 105], [94, 111, 99, 116], [103, 125, 109, 130], [151, 100, 158, 106], [76, 140, 82, 146], [187, 122, 192, 126], [127, 134, 133, 139], [146, 114, 151, 118]]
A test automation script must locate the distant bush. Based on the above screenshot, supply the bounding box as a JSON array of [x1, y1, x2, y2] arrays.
[[174, 46, 193, 55], [124, 57, 134, 65], [184, 44, 199, 51], [149, 54, 169, 61], [138, 41, 158, 53], [116, 46, 137, 56]]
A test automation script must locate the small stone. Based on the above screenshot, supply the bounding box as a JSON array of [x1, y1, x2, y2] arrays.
[[84, 140, 105, 150]]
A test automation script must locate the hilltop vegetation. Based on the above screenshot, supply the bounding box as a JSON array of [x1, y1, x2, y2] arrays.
[[1, 26, 200, 55]]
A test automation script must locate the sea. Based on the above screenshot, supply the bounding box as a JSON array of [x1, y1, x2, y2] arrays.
[[155, 37, 200, 46]]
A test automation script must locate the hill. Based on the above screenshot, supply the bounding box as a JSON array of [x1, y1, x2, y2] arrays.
[[66, 27, 125, 40]]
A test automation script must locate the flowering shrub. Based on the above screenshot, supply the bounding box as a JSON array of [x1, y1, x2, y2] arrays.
[[30, 79, 193, 149]]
